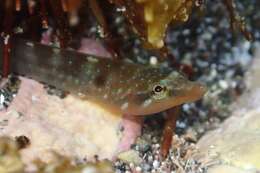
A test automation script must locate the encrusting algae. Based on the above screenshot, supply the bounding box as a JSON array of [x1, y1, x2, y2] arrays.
[[0, 137, 24, 173], [0, 137, 115, 173]]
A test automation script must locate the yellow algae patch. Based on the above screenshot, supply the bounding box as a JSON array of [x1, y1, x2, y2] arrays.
[[136, 0, 194, 48]]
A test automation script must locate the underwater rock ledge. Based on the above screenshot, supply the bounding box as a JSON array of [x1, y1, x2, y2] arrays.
[[195, 48, 260, 173]]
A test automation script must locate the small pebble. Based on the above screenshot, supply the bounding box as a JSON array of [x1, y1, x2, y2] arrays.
[[150, 56, 158, 65], [82, 166, 97, 173], [135, 166, 142, 172], [129, 162, 134, 169], [152, 160, 160, 169], [148, 155, 153, 162], [219, 80, 229, 89]]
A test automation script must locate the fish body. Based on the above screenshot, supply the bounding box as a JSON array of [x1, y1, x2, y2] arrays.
[[0, 38, 206, 115]]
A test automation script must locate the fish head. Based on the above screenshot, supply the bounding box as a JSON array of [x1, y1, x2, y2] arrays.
[[121, 70, 206, 115]]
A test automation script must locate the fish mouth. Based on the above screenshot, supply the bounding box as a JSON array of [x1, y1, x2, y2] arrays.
[[187, 82, 207, 102], [160, 82, 207, 111]]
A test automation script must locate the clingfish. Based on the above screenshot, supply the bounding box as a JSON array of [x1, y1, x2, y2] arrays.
[[0, 38, 206, 116]]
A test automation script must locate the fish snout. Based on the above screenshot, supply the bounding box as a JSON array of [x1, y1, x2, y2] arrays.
[[189, 82, 207, 101]]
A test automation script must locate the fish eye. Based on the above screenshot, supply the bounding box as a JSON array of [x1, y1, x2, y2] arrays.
[[152, 84, 168, 100], [153, 85, 164, 93]]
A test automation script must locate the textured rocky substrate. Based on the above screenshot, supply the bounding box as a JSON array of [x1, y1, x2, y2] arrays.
[[194, 48, 260, 173]]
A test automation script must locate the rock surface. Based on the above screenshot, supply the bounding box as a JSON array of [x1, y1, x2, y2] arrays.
[[0, 77, 122, 164], [195, 48, 260, 173]]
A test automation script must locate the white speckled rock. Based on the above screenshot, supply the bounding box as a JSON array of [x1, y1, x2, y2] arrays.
[[195, 48, 260, 173]]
